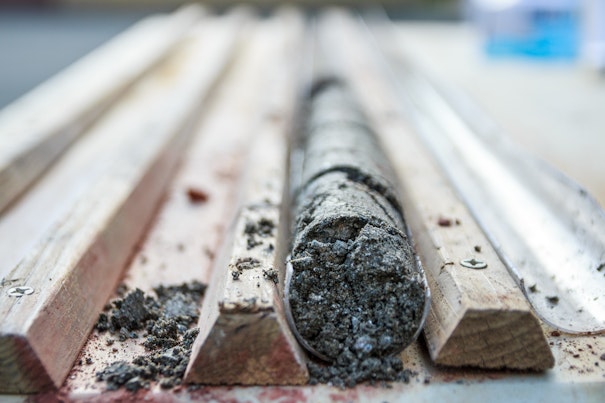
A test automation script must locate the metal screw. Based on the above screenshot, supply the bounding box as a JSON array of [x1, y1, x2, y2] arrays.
[[7, 286, 34, 297], [460, 258, 487, 270]]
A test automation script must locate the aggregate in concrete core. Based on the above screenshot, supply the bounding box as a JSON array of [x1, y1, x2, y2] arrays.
[[289, 180, 425, 386], [289, 77, 427, 387], [95, 282, 205, 391], [289, 78, 426, 388]]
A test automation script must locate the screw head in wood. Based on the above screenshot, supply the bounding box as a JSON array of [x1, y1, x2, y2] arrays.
[[7, 286, 34, 297], [460, 258, 487, 270]]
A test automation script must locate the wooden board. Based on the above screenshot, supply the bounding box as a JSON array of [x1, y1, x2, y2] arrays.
[[317, 10, 554, 370], [184, 11, 309, 385], [0, 5, 203, 215], [61, 10, 307, 396], [0, 15, 241, 394], [13, 12, 604, 403]]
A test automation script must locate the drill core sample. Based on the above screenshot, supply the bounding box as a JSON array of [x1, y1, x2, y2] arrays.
[[288, 78, 428, 386]]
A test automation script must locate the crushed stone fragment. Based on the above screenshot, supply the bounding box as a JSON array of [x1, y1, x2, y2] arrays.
[[95, 281, 205, 391]]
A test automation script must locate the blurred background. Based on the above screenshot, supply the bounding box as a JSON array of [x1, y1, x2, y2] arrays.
[[2, 0, 604, 107], [0, 0, 467, 109], [1, 0, 604, 206]]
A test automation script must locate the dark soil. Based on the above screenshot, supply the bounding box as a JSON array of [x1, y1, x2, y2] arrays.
[[95, 281, 206, 391], [263, 268, 279, 284], [289, 198, 425, 387], [547, 296, 560, 305], [288, 78, 426, 388], [244, 217, 276, 250], [307, 355, 414, 389], [235, 257, 261, 271]]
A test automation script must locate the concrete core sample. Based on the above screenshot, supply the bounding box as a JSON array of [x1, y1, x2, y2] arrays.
[[288, 78, 428, 387]]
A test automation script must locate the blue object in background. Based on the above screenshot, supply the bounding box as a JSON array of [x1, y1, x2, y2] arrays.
[[468, 0, 580, 60]]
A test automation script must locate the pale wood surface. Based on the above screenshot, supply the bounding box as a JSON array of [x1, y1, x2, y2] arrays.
[[64, 11, 259, 395], [391, 22, 605, 208], [0, 5, 202, 215], [319, 10, 554, 370], [185, 12, 309, 385], [63, 11, 308, 393], [0, 15, 239, 393]]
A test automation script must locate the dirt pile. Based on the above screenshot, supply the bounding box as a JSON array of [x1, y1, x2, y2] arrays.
[[95, 281, 205, 391]]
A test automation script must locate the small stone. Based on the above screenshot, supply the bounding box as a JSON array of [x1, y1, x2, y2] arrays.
[[96, 313, 110, 332], [186, 187, 209, 204], [262, 269, 279, 284], [437, 217, 452, 227]]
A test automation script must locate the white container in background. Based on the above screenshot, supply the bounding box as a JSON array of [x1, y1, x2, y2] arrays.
[[582, 0, 605, 71]]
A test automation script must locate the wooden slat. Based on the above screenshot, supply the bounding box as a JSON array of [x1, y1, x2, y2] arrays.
[[0, 5, 202, 214], [184, 12, 309, 386], [0, 15, 242, 394], [66, 12, 299, 395], [318, 10, 554, 370]]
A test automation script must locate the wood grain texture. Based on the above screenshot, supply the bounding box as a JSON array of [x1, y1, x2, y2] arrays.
[[62, 11, 277, 395], [318, 10, 554, 370], [6, 15, 602, 402], [185, 12, 309, 386], [0, 16, 240, 394], [0, 5, 202, 214]]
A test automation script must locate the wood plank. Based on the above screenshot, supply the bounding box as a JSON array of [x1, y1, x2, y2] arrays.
[[378, 28, 605, 335], [64, 11, 281, 395], [0, 4, 202, 214], [318, 10, 554, 370], [184, 11, 309, 386], [0, 15, 242, 394]]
